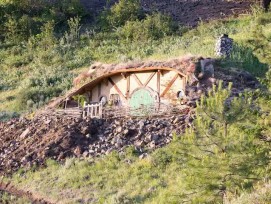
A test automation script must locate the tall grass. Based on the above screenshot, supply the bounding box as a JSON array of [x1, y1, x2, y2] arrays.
[[8, 90, 271, 203], [0, 5, 270, 117]]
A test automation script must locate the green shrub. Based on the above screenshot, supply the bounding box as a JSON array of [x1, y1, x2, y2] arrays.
[[15, 63, 74, 110], [0, 111, 19, 121], [0, 0, 85, 43], [118, 13, 178, 41], [100, 0, 144, 30]]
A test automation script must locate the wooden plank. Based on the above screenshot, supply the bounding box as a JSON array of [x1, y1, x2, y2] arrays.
[[103, 78, 108, 86], [157, 70, 161, 95], [98, 83, 101, 98], [160, 73, 179, 97], [68, 67, 187, 97], [121, 73, 127, 79], [108, 77, 127, 100], [126, 75, 130, 98], [144, 72, 156, 87], [99, 103, 103, 118], [132, 74, 143, 87], [182, 76, 186, 92]]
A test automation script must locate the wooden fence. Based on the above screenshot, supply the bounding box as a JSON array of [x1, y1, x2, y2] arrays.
[[83, 102, 103, 118], [48, 102, 190, 119], [103, 103, 189, 119]]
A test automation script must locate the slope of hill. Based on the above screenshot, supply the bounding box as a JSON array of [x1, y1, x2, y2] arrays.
[[0, 0, 271, 203], [80, 0, 254, 26]]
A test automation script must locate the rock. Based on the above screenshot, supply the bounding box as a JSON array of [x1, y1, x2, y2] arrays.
[[81, 126, 89, 135], [115, 120, 122, 126], [238, 71, 255, 82], [123, 129, 130, 136], [115, 138, 124, 148], [73, 146, 82, 156], [134, 140, 144, 147], [139, 153, 148, 160], [145, 134, 152, 143], [187, 101, 196, 108], [138, 121, 145, 129], [19, 128, 30, 139], [116, 126, 123, 133], [152, 134, 160, 142], [82, 151, 89, 158], [173, 117, 180, 124], [45, 120, 51, 125], [149, 141, 156, 149]]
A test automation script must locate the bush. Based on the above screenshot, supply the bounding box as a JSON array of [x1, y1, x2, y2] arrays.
[[118, 13, 178, 41], [0, 111, 19, 121], [0, 0, 85, 43], [100, 0, 144, 30], [16, 63, 74, 110]]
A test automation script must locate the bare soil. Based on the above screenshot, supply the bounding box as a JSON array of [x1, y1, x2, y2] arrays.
[[0, 181, 53, 204], [80, 0, 256, 26]]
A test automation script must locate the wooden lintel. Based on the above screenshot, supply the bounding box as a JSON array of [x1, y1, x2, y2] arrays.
[[157, 70, 161, 95], [103, 78, 109, 86], [121, 73, 127, 79], [108, 77, 127, 100], [126, 75, 130, 98], [98, 83, 101, 97], [132, 74, 143, 87], [144, 72, 156, 87], [160, 73, 179, 97]]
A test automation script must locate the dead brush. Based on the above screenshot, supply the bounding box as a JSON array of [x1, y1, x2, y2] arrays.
[[73, 55, 202, 86]]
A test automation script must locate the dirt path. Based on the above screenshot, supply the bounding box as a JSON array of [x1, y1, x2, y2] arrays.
[[80, 0, 256, 26], [0, 180, 54, 204]]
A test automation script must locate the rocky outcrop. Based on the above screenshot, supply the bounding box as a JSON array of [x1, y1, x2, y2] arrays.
[[0, 107, 193, 175]]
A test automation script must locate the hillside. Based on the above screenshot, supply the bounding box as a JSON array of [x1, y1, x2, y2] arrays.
[[0, 0, 271, 203], [80, 0, 254, 26]]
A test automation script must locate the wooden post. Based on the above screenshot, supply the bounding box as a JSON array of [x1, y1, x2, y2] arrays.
[[132, 74, 143, 87], [157, 70, 161, 95], [108, 77, 127, 101], [98, 83, 101, 98], [64, 98, 68, 109], [126, 75, 130, 98], [144, 72, 156, 87], [99, 103, 103, 118], [83, 101, 87, 118], [160, 73, 179, 97], [90, 105, 93, 118]]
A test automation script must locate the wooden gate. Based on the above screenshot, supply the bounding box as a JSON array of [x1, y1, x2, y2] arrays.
[[83, 102, 103, 118]]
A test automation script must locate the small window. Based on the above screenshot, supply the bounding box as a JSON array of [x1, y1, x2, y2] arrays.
[[100, 96, 107, 106], [109, 94, 120, 106], [177, 90, 185, 99]]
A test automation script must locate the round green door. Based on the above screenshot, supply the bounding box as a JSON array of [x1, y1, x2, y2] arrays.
[[129, 88, 155, 115]]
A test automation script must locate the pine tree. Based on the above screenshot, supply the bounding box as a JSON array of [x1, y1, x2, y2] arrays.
[[175, 81, 270, 203]]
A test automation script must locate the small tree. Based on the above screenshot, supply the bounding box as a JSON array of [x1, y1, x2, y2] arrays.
[[100, 0, 143, 30], [175, 82, 270, 203]]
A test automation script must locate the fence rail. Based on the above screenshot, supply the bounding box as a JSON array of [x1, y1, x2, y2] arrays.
[[103, 103, 190, 119], [83, 102, 103, 118], [53, 102, 190, 119]]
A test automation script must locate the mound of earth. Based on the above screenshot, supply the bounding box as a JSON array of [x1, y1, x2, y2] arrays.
[[81, 0, 255, 26], [0, 109, 193, 175], [0, 65, 259, 175]]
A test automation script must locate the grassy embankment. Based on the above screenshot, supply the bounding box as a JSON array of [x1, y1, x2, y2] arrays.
[[3, 7, 271, 203], [0, 191, 30, 204], [0, 2, 269, 119], [5, 82, 271, 203], [1, 1, 271, 203]]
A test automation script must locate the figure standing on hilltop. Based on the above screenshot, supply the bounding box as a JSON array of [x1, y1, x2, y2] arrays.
[[263, 0, 271, 11], [215, 34, 233, 58]]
